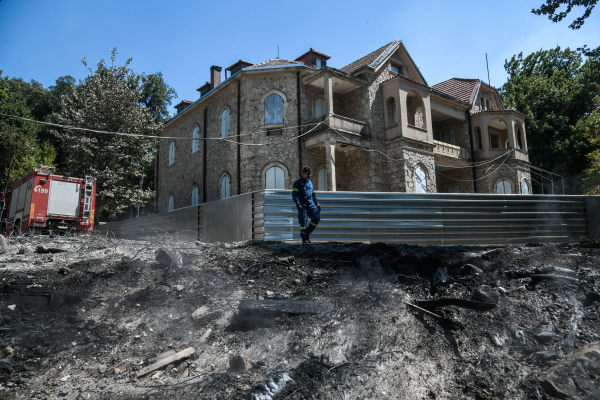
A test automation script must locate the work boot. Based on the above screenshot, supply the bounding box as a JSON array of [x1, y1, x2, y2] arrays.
[[301, 236, 310, 245]]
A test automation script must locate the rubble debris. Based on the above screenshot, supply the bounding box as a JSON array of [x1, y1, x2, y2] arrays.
[[533, 324, 555, 343], [432, 267, 448, 285], [541, 342, 600, 399], [18, 247, 33, 255], [2, 346, 13, 357], [150, 350, 176, 363], [136, 347, 195, 378], [238, 300, 332, 315], [35, 245, 67, 254], [565, 310, 584, 347], [0, 360, 12, 373], [416, 298, 497, 311], [191, 305, 222, 326], [114, 360, 126, 374], [487, 330, 504, 347], [155, 247, 182, 268], [0, 235, 6, 254], [58, 266, 70, 275], [63, 293, 82, 305], [534, 350, 559, 364], [243, 372, 294, 400], [471, 285, 500, 304], [229, 354, 252, 372], [529, 274, 580, 284], [459, 264, 482, 276], [506, 265, 574, 279], [404, 302, 442, 319], [583, 291, 600, 307]]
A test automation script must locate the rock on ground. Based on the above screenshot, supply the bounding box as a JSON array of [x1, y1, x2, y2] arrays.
[[541, 342, 600, 399], [155, 247, 182, 268]]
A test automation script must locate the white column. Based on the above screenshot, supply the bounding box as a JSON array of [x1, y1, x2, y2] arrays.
[[325, 140, 336, 191], [507, 119, 516, 149], [324, 71, 334, 117]]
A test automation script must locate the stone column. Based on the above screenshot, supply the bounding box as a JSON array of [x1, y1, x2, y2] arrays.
[[324, 71, 334, 117], [507, 118, 516, 150], [325, 140, 336, 191]]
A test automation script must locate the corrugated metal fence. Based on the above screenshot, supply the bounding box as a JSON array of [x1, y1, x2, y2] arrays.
[[100, 190, 595, 245]]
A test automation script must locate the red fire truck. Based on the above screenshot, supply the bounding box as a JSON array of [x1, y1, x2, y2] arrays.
[[1, 166, 96, 236]]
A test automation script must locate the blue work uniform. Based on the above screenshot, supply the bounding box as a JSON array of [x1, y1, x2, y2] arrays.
[[292, 177, 320, 238]]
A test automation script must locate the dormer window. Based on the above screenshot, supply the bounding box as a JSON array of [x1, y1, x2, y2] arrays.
[[313, 56, 326, 69], [391, 64, 403, 75]]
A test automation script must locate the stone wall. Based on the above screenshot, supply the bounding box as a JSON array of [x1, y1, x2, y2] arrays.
[[432, 118, 471, 153], [240, 73, 303, 193], [435, 167, 474, 193], [157, 101, 206, 213], [383, 140, 436, 192], [474, 160, 531, 194]]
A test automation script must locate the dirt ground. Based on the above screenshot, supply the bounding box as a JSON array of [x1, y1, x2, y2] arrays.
[[0, 233, 598, 400]]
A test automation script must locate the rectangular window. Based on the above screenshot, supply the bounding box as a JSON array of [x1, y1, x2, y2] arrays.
[[442, 128, 456, 145], [267, 128, 282, 136], [391, 64, 402, 74], [446, 185, 460, 193], [477, 130, 483, 150]]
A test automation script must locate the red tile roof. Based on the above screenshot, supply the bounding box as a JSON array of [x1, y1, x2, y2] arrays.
[[471, 109, 526, 118], [340, 41, 395, 74], [248, 58, 303, 68], [296, 48, 331, 61], [431, 78, 480, 104]]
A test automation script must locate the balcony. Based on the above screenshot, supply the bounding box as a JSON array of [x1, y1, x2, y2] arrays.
[[433, 140, 470, 160], [303, 114, 370, 138], [473, 147, 529, 162]]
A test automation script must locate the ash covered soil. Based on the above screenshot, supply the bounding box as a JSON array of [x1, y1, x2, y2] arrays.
[[0, 234, 599, 400]]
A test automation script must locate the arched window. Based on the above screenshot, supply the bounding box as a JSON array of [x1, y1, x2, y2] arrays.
[[318, 168, 328, 191], [517, 128, 523, 150], [521, 180, 530, 195], [221, 109, 230, 138], [265, 166, 285, 189], [220, 175, 230, 199], [168, 194, 174, 212], [386, 97, 396, 126], [169, 142, 175, 165], [265, 94, 284, 125], [192, 127, 200, 153], [191, 186, 199, 205], [496, 180, 512, 194], [415, 166, 427, 193], [314, 97, 326, 119]]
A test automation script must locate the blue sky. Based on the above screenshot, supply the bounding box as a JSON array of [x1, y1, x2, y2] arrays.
[[1, 0, 598, 116]]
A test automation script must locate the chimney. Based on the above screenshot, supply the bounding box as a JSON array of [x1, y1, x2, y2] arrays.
[[210, 66, 222, 89]]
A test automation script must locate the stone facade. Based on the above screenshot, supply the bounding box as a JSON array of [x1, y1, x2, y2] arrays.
[[156, 41, 532, 213]]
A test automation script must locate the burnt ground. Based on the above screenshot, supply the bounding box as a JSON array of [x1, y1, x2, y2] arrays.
[[0, 234, 599, 399]]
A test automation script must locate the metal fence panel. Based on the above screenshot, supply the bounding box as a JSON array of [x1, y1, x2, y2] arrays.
[[260, 190, 589, 244]]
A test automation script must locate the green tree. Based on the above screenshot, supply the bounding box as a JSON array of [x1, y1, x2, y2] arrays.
[[52, 49, 161, 222], [0, 72, 56, 194], [139, 72, 177, 123], [582, 84, 600, 193], [500, 46, 600, 193], [533, 0, 597, 29]]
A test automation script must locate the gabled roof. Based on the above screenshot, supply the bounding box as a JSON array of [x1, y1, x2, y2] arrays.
[[340, 40, 428, 85], [248, 58, 303, 68], [382, 74, 430, 89], [432, 78, 481, 104], [295, 48, 331, 61], [340, 41, 395, 74]]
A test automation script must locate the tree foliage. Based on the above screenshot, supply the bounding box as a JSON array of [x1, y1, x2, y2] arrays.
[[52, 49, 163, 220], [582, 84, 600, 193], [500, 46, 600, 193], [532, 0, 597, 29], [0, 72, 57, 194]]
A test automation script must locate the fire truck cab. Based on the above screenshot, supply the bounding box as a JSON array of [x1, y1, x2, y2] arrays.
[[4, 166, 96, 236]]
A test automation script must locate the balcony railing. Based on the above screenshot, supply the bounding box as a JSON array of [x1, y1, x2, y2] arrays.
[[303, 114, 370, 138], [433, 140, 470, 159]]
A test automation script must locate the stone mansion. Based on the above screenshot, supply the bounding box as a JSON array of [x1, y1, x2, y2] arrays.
[[156, 40, 532, 212]]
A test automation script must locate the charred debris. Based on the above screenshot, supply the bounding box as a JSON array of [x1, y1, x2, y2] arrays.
[[0, 234, 599, 399]]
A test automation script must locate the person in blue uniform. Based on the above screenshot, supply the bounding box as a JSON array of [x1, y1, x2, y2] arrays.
[[292, 166, 321, 244]]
